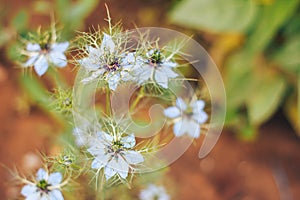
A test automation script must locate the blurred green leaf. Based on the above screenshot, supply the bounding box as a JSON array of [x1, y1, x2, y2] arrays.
[[247, 73, 286, 125], [11, 9, 29, 32], [273, 35, 300, 73], [169, 0, 257, 33], [247, 0, 299, 53]]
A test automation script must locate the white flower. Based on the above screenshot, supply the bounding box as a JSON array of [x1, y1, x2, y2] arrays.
[[139, 184, 170, 200], [134, 49, 179, 88], [78, 34, 137, 90], [21, 168, 64, 200], [24, 42, 69, 76], [164, 97, 208, 138], [88, 132, 144, 180]]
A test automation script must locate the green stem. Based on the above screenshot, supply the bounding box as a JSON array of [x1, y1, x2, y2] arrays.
[[47, 67, 68, 89], [130, 86, 145, 113]]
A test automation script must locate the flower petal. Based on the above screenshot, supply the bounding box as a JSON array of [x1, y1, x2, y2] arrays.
[[91, 159, 104, 169], [124, 150, 144, 164], [49, 52, 67, 67], [186, 120, 200, 138], [176, 98, 187, 111], [164, 106, 180, 118], [36, 168, 48, 181], [192, 100, 205, 111], [192, 111, 208, 124], [104, 166, 117, 180], [154, 70, 169, 88], [26, 43, 41, 52], [173, 120, 186, 137], [21, 185, 37, 197], [34, 55, 48, 76], [101, 33, 115, 54], [48, 172, 62, 185], [162, 60, 177, 68], [81, 69, 105, 83], [24, 55, 39, 67], [107, 73, 120, 91], [51, 42, 69, 52], [49, 190, 64, 200], [121, 134, 136, 148]]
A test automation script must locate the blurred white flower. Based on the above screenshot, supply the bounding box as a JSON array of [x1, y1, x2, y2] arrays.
[[78, 34, 138, 90], [139, 184, 170, 200], [24, 42, 69, 76], [164, 97, 208, 138], [88, 132, 144, 180], [21, 168, 64, 200], [134, 49, 179, 88]]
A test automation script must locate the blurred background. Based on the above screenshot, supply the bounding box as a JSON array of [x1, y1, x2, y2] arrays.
[[0, 0, 300, 199]]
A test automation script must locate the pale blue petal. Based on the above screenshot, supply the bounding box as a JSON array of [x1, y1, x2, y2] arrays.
[[40, 195, 48, 200], [186, 120, 200, 138], [26, 43, 41, 52], [104, 166, 117, 180], [176, 98, 187, 111], [49, 190, 64, 200], [160, 65, 178, 78], [51, 42, 69, 52], [162, 61, 177, 68], [101, 33, 115, 53], [173, 120, 186, 137], [24, 55, 39, 67], [114, 157, 129, 179], [21, 185, 37, 197], [25, 192, 41, 200], [49, 52, 67, 67], [121, 134, 136, 148], [103, 132, 114, 142], [107, 73, 120, 91], [164, 106, 180, 118], [154, 70, 169, 88], [36, 168, 48, 181], [34, 55, 48, 76], [124, 150, 144, 164], [192, 111, 208, 124], [122, 52, 135, 64], [192, 100, 205, 111], [48, 172, 62, 185], [81, 69, 105, 83], [91, 159, 103, 169], [136, 65, 152, 84]]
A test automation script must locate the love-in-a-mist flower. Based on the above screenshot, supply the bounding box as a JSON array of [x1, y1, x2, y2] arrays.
[[21, 168, 64, 200], [24, 42, 69, 76], [164, 97, 208, 138], [139, 184, 170, 200], [134, 49, 179, 88], [78, 33, 137, 90], [88, 132, 144, 180]]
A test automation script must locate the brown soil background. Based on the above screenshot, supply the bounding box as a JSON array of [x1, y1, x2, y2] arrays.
[[1, 0, 300, 199]]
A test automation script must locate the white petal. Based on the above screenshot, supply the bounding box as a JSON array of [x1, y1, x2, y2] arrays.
[[49, 52, 67, 67], [160, 65, 178, 78], [173, 120, 186, 137], [176, 98, 187, 111], [21, 185, 37, 197], [25, 192, 41, 200], [186, 120, 200, 138], [26, 43, 41, 52], [101, 33, 115, 53], [48, 172, 62, 185], [40, 195, 48, 200], [51, 42, 69, 52], [81, 69, 105, 83], [154, 70, 169, 88], [104, 166, 117, 180], [121, 134, 136, 148], [164, 106, 180, 118], [36, 168, 48, 181], [124, 150, 144, 164], [49, 190, 64, 200], [192, 111, 208, 124], [162, 61, 177, 68], [34, 55, 48, 76], [24, 55, 39, 67], [108, 156, 129, 179], [102, 132, 114, 142], [192, 100, 205, 111], [91, 159, 103, 169], [122, 52, 135, 64], [136, 66, 152, 84], [107, 73, 120, 91]]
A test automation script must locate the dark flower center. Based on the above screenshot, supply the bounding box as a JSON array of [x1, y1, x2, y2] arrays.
[[37, 179, 51, 193], [40, 43, 51, 54], [104, 61, 120, 72], [148, 49, 163, 67], [184, 107, 194, 117]]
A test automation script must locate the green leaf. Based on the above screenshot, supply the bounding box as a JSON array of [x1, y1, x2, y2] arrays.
[[246, 0, 300, 53], [272, 35, 300, 73], [11, 9, 29, 31], [169, 0, 257, 33], [247, 74, 287, 125]]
